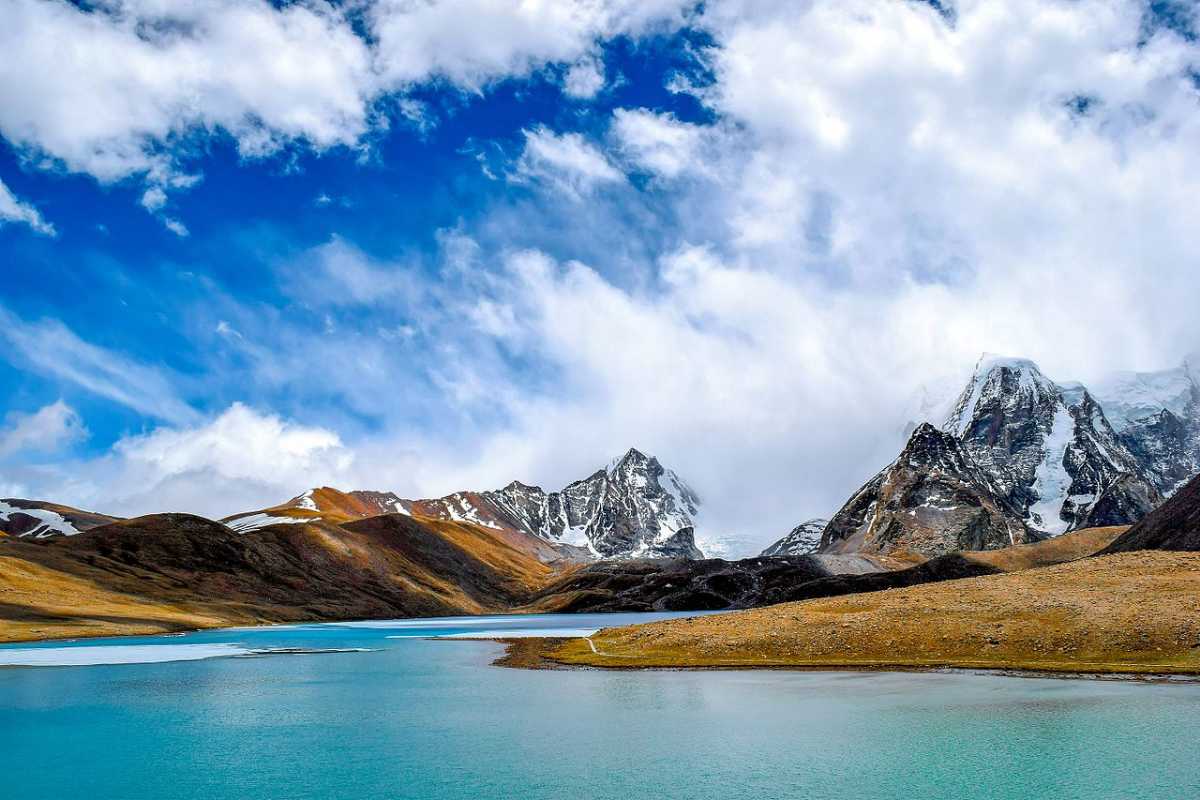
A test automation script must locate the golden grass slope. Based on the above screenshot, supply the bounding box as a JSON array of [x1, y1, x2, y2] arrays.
[[0, 554, 258, 643], [0, 512, 577, 643], [962, 525, 1127, 571], [544, 550, 1200, 675]]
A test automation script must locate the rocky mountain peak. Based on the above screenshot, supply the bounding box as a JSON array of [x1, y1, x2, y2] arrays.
[[938, 354, 1161, 536], [273, 451, 705, 561], [944, 354, 1061, 439], [761, 518, 829, 556], [818, 422, 1028, 557]]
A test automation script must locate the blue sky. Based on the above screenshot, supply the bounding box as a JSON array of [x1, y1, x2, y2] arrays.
[[3, 0, 1200, 554], [2, 24, 711, 451]]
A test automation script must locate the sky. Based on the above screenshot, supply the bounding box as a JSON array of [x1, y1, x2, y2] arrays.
[[2, 0, 1200, 556]]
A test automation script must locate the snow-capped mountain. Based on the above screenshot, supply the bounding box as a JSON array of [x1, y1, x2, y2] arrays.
[[816, 354, 1181, 557], [278, 448, 704, 560], [760, 519, 829, 556], [1089, 360, 1200, 497], [0, 499, 119, 538], [944, 356, 1161, 535], [819, 423, 1031, 557]]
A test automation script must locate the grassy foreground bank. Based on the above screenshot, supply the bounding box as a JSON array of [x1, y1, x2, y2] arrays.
[[530, 551, 1200, 675]]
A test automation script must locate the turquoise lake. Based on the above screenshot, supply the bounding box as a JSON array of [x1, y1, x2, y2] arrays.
[[2, 612, 1199, 800]]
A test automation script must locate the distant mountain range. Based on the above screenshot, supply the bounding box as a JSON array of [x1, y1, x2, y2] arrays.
[[222, 447, 703, 560], [6, 354, 1200, 563], [808, 354, 1199, 558]]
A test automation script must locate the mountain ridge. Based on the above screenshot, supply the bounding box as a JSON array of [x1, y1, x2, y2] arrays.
[[245, 448, 706, 560]]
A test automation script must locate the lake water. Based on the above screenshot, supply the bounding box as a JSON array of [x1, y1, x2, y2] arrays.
[[2, 612, 1198, 800]]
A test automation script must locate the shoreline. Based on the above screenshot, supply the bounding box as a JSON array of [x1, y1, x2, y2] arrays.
[[6, 619, 1200, 683], [492, 637, 1200, 681]]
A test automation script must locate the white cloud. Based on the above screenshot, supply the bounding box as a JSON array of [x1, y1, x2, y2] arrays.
[[514, 126, 624, 196], [285, 237, 424, 307], [0, 177, 54, 235], [370, 0, 689, 90], [31, 404, 356, 519], [564, 55, 607, 99], [0, 401, 86, 459], [611, 108, 708, 178], [0, 0, 693, 216], [139, 187, 167, 212], [0, 0, 376, 186], [162, 218, 189, 238]]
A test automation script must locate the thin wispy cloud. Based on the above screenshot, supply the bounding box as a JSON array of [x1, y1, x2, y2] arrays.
[[0, 307, 197, 426]]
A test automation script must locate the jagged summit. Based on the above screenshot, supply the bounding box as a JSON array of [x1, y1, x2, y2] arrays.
[[940, 354, 1161, 535], [246, 450, 704, 561], [944, 354, 1061, 438], [819, 422, 1028, 557], [760, 518, 829, 556]]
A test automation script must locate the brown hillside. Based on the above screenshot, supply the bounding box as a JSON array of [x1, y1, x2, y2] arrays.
[[540, 551, 1200, 675], [1103, 472, 1200, 553], [0, 512, 571, 643]]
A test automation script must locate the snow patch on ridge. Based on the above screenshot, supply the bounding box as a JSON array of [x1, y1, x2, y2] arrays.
[[226, 513, 314, 533], [0, 500, 80, 538]]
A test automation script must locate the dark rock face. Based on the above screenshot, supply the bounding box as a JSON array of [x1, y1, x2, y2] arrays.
[[383, 448, 704, 560], [819, 424, 1030, 557], [1116, 406, 1200, 499], [532, 552, 1000, 613], [1102, 472, 1200, 553], [945, 358, 1160, 536], [760, 519, 828, 556]]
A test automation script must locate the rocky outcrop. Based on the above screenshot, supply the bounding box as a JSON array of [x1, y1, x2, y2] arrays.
[[819, 423, 1030, 557], [760, 519, 828, 556], [528, 551, 998, 613]]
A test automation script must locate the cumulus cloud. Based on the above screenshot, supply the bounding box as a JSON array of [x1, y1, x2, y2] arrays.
[[611, 108, 709, 178], [17, 404, 354, 519], [0, 0, 692, 216], [0, 177, 54, 235], [563, 55, 607, 99], [514, 126, 624, 196], [0, 0, 376, 186], [370, 0, 689, 89], [0, 401, 86, 459]]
